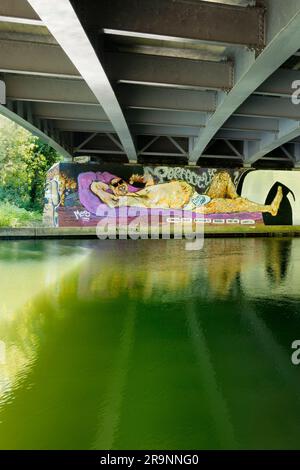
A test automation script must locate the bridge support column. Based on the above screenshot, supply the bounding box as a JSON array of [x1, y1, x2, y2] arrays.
[[0, 80, 5, 104]]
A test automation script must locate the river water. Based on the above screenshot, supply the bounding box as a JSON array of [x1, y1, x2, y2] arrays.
[[0, 238, 300, 449]]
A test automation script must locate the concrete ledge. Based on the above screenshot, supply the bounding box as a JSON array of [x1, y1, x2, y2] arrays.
[[0, 228, 37, 238], [1, 226, 300, 239], [0, 227, 99, 239]]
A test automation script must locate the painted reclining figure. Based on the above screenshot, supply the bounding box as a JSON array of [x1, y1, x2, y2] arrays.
[[90, 170, 283, 216]]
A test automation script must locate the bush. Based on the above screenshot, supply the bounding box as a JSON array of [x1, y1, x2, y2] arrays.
[[0, 202, 42, 227]]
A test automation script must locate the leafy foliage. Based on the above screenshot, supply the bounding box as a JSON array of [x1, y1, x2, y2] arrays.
[[0, 201, 42, 227], [0, 115, 62, 214]]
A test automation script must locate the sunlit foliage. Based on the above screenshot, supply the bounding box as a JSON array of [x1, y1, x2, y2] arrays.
[[0, 115, 62, 213]]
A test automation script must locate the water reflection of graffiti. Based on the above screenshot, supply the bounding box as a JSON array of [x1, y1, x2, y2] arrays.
[[74, 238, 298, 303]]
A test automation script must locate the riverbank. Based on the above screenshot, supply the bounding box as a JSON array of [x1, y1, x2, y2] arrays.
[[1, 226, 300, 239]]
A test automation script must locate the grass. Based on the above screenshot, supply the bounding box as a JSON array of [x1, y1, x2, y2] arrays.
[[0, 202, 42, 228]]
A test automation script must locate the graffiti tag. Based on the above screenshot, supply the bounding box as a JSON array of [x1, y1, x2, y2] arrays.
[[74, 210, 91, 221], [144, 166, 217, 191]]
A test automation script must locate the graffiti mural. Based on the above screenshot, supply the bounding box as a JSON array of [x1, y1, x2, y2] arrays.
[[44, 163, 300, 228]]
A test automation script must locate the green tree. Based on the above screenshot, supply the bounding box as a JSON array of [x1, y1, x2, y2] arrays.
[[0, 115, 62, 212]]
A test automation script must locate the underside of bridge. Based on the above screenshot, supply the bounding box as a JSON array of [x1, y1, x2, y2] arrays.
[[1, 0, 300, 168]]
